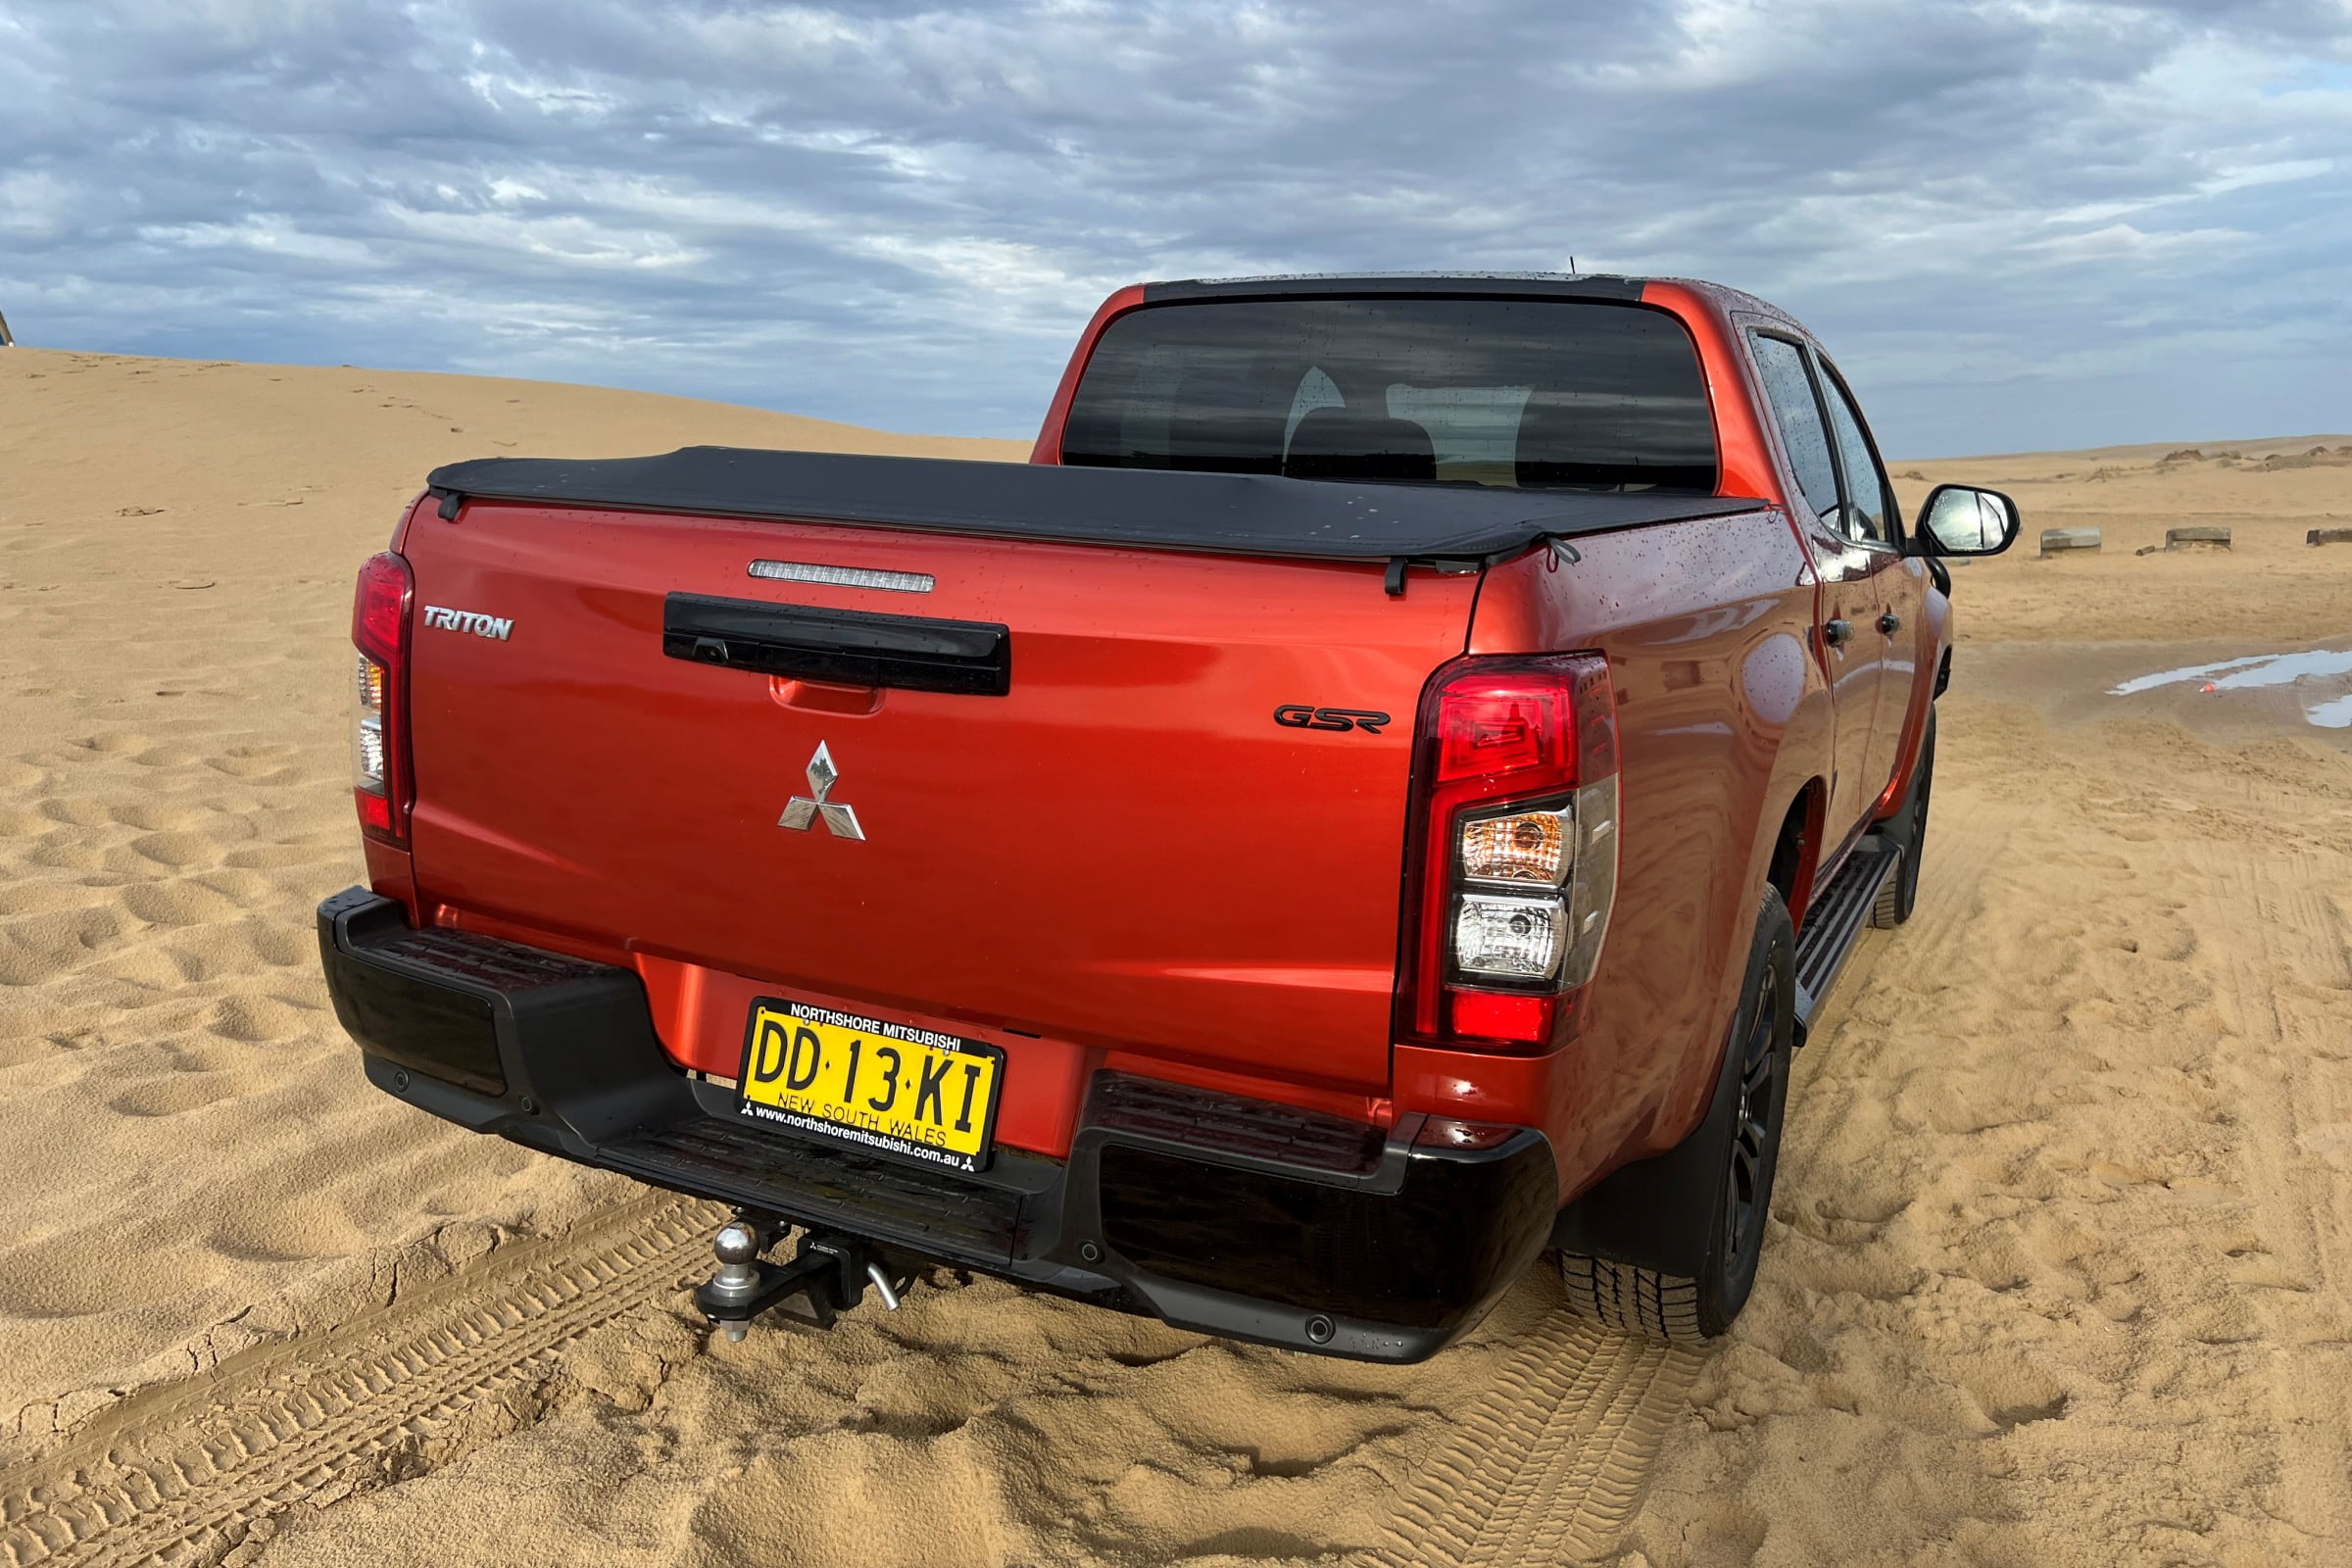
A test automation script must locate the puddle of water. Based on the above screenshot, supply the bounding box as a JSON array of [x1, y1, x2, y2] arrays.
[[2110, 647, 2352, 729], [2304, 692, 2352, 729]]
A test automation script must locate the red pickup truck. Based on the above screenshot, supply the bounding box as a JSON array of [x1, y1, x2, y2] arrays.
[[319, 274, 2019, 1360]]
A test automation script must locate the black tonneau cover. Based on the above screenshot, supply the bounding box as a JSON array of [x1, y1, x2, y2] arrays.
[[425, 447, 1764, 566]]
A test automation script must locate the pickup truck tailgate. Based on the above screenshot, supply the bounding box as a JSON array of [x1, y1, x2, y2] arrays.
[[402, 499, 1478, 1095]]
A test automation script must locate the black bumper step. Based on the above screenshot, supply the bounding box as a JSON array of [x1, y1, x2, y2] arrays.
[[1085, 1069, 1387, 1177], [1792, 843, 1896, 1033], [315, 888, 1560, 1363], [599, 1115, 1028, 1262]]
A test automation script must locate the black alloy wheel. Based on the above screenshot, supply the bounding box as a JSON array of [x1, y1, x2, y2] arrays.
[[1557, 886, 1795, 1342], [1722, 961, 1783, 1295], [1693, 889, 1794, 1335]]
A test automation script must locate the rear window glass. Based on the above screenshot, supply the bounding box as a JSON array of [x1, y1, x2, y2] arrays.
[[1059, 297, 1718, 493]]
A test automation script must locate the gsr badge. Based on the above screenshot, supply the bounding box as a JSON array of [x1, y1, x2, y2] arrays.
[[1273, 705, 1391, 735]]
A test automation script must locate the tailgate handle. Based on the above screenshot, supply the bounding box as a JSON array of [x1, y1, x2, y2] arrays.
[[662, 592, 1010, 696]]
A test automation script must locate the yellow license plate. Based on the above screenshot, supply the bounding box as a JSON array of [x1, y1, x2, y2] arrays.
[[735, 998, 1004, 1173]]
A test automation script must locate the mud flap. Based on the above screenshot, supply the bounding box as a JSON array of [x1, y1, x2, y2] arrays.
[[1548, 1016, 1747, 1280]]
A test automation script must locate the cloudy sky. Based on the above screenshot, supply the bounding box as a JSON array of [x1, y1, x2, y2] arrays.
[[3, 0, 2346, 455]]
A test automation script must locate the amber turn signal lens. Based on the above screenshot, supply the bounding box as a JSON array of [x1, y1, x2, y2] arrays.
[[353, 652, 388, 791], [1459, 808, 1567, 885]]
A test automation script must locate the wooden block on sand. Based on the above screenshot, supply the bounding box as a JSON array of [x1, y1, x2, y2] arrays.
[[2039, 526, 2102, 555], [2165, 526, 2230, 550]]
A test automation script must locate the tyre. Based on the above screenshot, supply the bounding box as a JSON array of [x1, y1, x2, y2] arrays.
[[1557, 885, 1796, 1343], [1870, 710, 1936, 928]]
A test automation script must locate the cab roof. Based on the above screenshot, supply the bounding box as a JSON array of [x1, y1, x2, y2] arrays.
[[1139, 271, 1805, 333]]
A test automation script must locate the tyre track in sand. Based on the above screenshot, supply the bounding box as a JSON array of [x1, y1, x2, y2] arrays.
[[1351, 789, 2015, 1568], [1362, 1310, 1701, 1567], [0, 1193, 721, 1567], [2192, 841, 2352, 1549]]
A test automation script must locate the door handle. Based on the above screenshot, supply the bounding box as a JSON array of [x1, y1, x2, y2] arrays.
[[1879, 612, 1902, 635], [1822, 618, 1854, 648]]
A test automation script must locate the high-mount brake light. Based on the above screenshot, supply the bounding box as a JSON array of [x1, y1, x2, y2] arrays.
[[351, 552, 415, 847], [1397, 653, 1620, 1053]]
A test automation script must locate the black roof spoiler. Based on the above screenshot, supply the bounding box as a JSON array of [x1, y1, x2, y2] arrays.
[[1142, 272, 1647, 304]]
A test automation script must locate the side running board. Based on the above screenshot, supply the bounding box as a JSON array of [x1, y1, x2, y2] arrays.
[[1791, 843, 1898, 1038]]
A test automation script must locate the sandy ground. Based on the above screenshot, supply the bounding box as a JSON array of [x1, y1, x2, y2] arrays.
[[1, 350, 2348, 1566]]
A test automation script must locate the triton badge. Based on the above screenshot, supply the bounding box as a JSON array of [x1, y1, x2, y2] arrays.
[[421, 605, 514, 640], [778, 742, 864, 840], [1273, 705, 1391, 735]]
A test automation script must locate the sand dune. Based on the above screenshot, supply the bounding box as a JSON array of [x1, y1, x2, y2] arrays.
[[1, 350, 2347, 1565]]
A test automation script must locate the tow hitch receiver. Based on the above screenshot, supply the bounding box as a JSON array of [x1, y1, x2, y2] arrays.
[[694, 1214, 908, 1342]]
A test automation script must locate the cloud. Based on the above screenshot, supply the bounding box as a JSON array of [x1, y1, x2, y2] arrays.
[[0, 0, 2346, 453]]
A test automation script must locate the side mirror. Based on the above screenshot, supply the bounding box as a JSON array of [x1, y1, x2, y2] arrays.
[[1915, 484, 2020, 557]]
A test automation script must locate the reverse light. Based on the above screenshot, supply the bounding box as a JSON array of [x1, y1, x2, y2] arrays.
[[1453, 894, 1564, 978], [351, 551, 415, 846], [1397, 653, 1620, 1053]]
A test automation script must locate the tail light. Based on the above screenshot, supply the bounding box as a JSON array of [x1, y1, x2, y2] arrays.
[[351, 552, 414, 847], [1396, 653, 1620, 1053]]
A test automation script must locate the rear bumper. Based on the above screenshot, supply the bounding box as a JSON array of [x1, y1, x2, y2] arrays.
[[318, 887, 1556, 1362]]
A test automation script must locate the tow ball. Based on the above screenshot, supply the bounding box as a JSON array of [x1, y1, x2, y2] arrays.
[[694, 1214, 910, 1343]]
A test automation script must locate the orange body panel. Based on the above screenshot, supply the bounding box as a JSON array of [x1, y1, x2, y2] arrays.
[[1451, 509, 1829, 1195], [396, 500, 1476, 1154]]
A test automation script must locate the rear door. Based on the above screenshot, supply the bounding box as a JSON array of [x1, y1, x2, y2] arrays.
[[1749, 332, 1887, 846], [402, 504, 1477, 1096], [1815, 358, 1924, 806]]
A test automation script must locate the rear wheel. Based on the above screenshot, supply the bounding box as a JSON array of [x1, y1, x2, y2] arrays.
[[1557, 886, 1795, 1343], [1871, 710, 1936, 928]]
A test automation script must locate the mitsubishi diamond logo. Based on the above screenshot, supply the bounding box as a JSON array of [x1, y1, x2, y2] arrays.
[[778, 742, 864, 841]]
